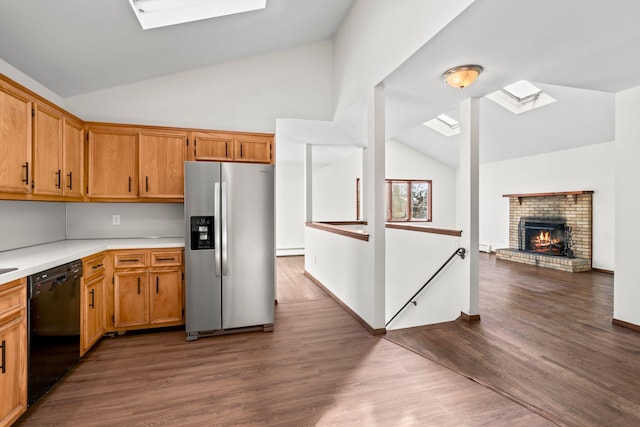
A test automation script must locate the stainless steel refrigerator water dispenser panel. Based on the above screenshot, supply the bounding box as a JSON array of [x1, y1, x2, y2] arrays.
[[190, 216, 214, 250]]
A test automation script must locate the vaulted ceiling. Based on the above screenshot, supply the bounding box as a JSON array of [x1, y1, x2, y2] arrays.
[[0, 0, 353, 97], [1, 0, 638, 167]]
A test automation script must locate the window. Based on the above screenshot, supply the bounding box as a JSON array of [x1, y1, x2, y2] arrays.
[[386, 179, 432, 222]]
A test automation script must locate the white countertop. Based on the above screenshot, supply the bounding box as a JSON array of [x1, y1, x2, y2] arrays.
[[0, 238, 184, 285]]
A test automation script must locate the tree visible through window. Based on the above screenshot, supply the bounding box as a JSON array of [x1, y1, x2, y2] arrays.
[[386, 179, 432, 222]]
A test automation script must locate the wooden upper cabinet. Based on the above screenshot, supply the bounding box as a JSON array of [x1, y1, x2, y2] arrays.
[[33, 104, 84, 198], [192, 132, 234, 161], [87, 128, 138, 199], [139, 131, 187, 199], [234, 135, 273, 163], [191, 132, 273, 164], [33, 103, 63, 195], [0, 83, 32, 194], [62, 118, 84, 198]]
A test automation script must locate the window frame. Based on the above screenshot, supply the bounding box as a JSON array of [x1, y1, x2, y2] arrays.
[[385, 179, 432, 222]]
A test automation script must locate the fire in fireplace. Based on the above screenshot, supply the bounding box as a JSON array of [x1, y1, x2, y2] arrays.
[[518, 217, 568, 256]]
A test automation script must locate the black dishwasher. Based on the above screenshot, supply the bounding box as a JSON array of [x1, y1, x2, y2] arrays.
[[27, 260, 82, 405]]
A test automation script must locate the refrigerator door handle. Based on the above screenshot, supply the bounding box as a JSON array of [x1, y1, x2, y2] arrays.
[[221, 182, 229, 276], [214, 182, 222, 277]]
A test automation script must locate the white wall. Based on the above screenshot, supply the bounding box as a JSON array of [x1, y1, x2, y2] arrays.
[[614, 86, 640, 325], [305, 226, 374, 325], [332, 0, 474, 118], [64, 41, 334, 133], [386, 229, 465, 329], [65, 203, 184, 239], [386, 139, 457, 229], [312, 149, 363, 221], [276, 162, 305, 255], [0, 201, 66, 251], [0, 58, 64, 106], [479, 141, 615, 270]]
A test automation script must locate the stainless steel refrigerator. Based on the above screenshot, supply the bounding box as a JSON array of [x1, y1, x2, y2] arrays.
[[184, 161, 275, 341]]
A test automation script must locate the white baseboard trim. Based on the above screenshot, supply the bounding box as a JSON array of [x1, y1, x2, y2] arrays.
[[276, 248, 305, 257]]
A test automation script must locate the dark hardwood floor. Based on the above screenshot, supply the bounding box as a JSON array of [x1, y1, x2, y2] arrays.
[[387, 253, 640, 427], [15, 256, 551, 426]]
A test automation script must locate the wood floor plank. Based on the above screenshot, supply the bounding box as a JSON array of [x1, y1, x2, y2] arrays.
[[387, 253, 640, 427], [15, 256, 550, 426]]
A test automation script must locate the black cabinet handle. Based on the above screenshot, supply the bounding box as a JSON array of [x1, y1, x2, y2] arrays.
[[92, 263, 103, 269], [89, 289, 95, 309], [225, 142, 228, 158], [67, 171, 73, 190], [137, 277, 141, 294], [1, 339, 5, 374], [128, 176, 132, 193], [156, 276, 159, 294], [120, 259, 140, 263], [156, 257, 175, 262], [145, 176, 149, 192], [55, 169, 61, 189], [240, 142, 243, 158], [22, 162, 29, 184]]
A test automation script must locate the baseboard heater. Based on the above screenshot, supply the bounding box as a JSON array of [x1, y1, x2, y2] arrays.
[[479, 243, 492, 253]]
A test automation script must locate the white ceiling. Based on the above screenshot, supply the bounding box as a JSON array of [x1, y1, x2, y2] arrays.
[[0, 0, 353, 97], [1, 0, 639, 167], [384, 0, 638, 167]]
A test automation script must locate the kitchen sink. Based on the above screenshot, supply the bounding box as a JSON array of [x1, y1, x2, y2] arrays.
[[0, 268, 18, 275]]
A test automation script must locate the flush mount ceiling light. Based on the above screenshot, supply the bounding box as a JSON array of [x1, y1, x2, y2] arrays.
[[129, 0, 267, 30], [486, 80, 557, 115], [441, 65, 483, 89], [423, 114, 460, 137]]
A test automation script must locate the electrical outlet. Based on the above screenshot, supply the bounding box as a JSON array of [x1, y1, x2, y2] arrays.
[[112, 214, 120, 225]]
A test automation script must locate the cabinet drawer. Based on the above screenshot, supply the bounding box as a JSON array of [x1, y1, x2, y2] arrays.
[[0, 279, 25, 322], [83, 253, 105, 279], [114, 252, 147, 269], [150, 251, 182, 267]]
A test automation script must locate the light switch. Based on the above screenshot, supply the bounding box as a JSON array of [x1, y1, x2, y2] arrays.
[[112, 214, 121, 225]]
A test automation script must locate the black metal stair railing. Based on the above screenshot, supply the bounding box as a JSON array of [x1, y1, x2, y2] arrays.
[[385, 247, 466, 328]]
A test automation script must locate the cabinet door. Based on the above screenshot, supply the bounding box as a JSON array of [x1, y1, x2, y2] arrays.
[[234, 135, 273, 163], [139, 131, 187, 198], [192, 132, 234, 161], [0, 316, 27, 427], [62, 119, 84, 197], [149, 270, 183, 325], [33, 104, 63, 195], [0, 85, 32, 193], [81, 275, 105, 356], [114, 271, 148, 328], [87, 129, 138, 198]]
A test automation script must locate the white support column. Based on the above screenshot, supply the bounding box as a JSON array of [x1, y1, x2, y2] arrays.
[[363, 84, 386, 330], [303, 144, 313, 223], [457, 98, 480, 316]]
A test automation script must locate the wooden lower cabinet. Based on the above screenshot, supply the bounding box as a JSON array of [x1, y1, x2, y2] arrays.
[[114, 271, 148, 328], [109, 249, 184, 333], [81, 253, 106, 356], [0, 278, 27, 427], [149, 270, 183, 325], [81, 274, 105, 356]]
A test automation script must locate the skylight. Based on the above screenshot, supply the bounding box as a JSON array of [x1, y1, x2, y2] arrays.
[[129, 0, 267, 30], [486, 80, 556, 115], [423, 114, 460, 137]]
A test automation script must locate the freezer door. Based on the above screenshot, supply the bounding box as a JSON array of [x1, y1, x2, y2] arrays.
[[184, 161, 222, 336], [221, 163, 275, 329]]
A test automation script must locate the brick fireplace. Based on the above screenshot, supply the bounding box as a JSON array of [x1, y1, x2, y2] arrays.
[[495, 191, 593, 272]]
